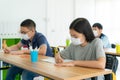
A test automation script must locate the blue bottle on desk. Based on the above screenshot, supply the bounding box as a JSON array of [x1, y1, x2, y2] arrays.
[[30, 47, 38, 62]]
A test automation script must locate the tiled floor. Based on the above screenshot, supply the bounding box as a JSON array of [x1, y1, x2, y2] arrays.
[[116, 57, 120, 80]]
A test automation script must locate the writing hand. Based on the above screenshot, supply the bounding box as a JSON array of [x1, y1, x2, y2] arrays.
[[55, 53, 64, 63], [4, 47, 11, 53]]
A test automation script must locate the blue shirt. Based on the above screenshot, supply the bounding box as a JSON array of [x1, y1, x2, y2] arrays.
[[21, 31, 53, 57], [100, 33, 111, 48]]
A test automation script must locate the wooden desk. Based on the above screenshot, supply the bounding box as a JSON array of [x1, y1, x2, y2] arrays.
[[105, 48, 120, 56], [0, 52, 112, 80]]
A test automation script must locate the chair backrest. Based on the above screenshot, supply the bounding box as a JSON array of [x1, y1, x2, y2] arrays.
[[105, 54, 118, 80], [105, 55, 115, 70]]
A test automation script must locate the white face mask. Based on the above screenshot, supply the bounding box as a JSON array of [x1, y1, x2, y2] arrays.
[[93, 30, 98, 37], [71, 37, 83, 45], [21, 34, 30, 40]]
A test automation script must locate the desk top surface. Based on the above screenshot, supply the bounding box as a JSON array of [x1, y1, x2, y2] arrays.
[[0, 52, 112, 80]]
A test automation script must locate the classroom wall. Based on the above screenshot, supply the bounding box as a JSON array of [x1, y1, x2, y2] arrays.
[[0, 0, 120, 46], [46, 0, 74, 46], [0, 0, 47, 38]]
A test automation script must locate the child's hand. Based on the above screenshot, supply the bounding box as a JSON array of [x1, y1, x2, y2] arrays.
[[4, 47, 11, 53], [55, 53, 64, 63]]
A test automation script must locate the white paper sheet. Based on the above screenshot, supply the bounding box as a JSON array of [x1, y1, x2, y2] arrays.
[[41, 57, 73, 64]]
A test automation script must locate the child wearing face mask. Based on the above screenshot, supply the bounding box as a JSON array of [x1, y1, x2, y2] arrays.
[[55, 18, 106, 80], [92, 23, 111, 48], [92, 23, 118, 79], [4, 19, 53, 80]]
